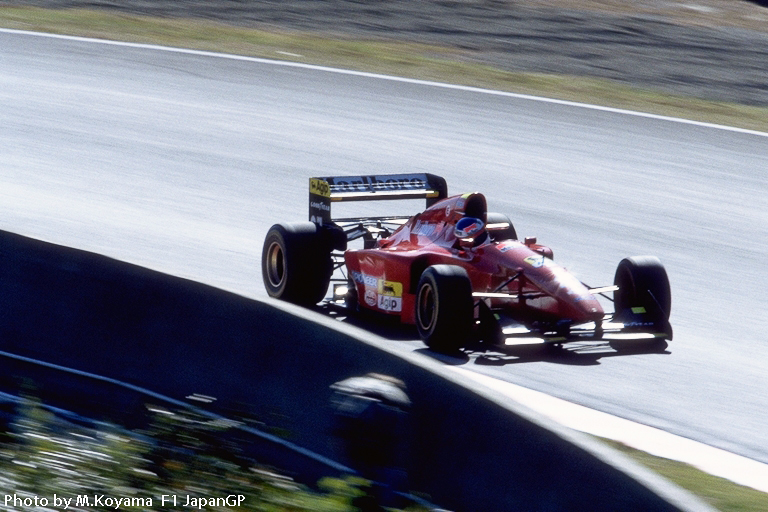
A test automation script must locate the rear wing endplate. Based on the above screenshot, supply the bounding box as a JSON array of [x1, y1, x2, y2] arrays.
[[309, 173, 448, 224]]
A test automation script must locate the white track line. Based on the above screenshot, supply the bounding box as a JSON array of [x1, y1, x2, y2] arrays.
[[452, 367, 768, 493], [1, 27, 767, 139]]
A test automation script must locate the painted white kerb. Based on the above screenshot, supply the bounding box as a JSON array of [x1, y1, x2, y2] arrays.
[[452, 367, 768, 494]]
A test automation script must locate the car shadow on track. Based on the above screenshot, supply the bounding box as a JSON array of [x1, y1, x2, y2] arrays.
[[315, 305, 670, 367], [413, 339, 670, 367], [471, 340, 670, 367], [318, 305, 420, 340]]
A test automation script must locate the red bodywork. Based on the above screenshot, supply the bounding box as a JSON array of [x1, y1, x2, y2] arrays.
[[344, 193, 604, 328]]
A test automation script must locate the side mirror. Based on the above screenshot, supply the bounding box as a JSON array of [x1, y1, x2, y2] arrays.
[[525, 236, 553, 259]]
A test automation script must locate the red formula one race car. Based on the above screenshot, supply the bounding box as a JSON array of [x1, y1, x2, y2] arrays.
[[262, 173, 672, 352]]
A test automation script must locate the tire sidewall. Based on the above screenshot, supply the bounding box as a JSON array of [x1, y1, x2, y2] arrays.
[[415, 265, 473, 352], [261, 223, 332, 305]]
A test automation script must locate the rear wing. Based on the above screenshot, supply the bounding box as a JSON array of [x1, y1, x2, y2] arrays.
[[309, 173, 448, 225]]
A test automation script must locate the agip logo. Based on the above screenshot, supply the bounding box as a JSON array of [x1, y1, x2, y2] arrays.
[[351, 273, 404, 312], [377, 280, 403, 312], [378, 295, 402, 312], [309, 178, 331, 197]]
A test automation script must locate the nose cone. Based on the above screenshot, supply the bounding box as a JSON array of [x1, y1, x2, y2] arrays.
[[543, 266, 605, 322], [567, 293, 605, 323], [492, 243, 605, 323]]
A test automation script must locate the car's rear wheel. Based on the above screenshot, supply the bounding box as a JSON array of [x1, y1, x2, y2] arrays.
[[415, 265, 474, 353], [614, 256, 671, 322], [262, 222, 333, 306]]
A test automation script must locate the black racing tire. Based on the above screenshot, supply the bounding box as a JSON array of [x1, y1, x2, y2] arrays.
[[262, 222, 333, 306], [614, 256, 671, 321], [415, 265, 474, 353], [486, 212, 518, 241]]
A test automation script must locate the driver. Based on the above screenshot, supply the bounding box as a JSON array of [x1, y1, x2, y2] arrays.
[[454, 216, 488, 247]]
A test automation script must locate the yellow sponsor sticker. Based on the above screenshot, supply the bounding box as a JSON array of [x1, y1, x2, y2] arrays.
[[524, 255, 546, 268], [309, 178, 331, 197], [378, 280, 403, 297]]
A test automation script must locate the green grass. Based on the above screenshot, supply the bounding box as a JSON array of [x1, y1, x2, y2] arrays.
[[0, 403, 429, 512], [1, 6, 767, 134], [603, 439, 768, 511], [2, 402, 767, 511]]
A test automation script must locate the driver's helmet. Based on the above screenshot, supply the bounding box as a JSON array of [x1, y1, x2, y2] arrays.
[[455, 216, 485, 239]]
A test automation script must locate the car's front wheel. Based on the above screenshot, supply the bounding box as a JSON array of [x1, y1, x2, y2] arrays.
[[415, 265, 474, 353], [262, 222, 332, 306], [614, 256, 672, 339], [614, 256, 671, 318]]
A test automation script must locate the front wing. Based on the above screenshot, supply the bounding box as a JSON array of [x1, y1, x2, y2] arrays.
[[476, 286, 673, 345]]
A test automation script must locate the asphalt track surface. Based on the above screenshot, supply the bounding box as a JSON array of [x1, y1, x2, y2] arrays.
[[2, 29, 768, 471]]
